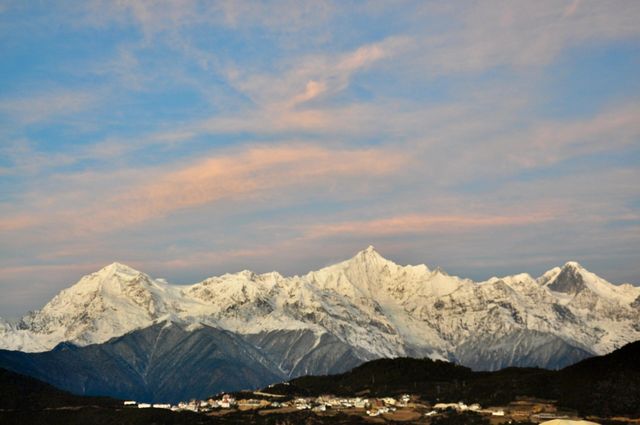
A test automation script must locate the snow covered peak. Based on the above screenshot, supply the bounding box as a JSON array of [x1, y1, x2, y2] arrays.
[[70, 262, 157, 296], [562, 261, 586, 271], [540, 261, 640, 304], [98, 261, 141, 275], [4, 262, 177, 352], [78, 262, 150, 291], [303, 247, 400, 289], [537, 266, 562, 286], [350, 245, 388, 264]]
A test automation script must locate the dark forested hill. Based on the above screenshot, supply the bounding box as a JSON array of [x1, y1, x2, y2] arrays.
[[268, 340, 640, 417], [0, 367, 118, 411]]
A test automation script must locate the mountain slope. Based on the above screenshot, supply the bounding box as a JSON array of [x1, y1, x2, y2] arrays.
[[1, 247, 639, 376], [0, 322, 285, 403]]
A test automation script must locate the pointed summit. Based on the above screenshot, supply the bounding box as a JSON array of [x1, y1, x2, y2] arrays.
[[99, 262, 141, 275], [361, 245, 381, 257], [348, 245, 391, 266], [563, 261, 585, 270], [66, 262, 155, 298]]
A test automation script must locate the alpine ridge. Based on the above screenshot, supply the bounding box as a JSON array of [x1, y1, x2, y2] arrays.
[[1, 247, 639, 378]]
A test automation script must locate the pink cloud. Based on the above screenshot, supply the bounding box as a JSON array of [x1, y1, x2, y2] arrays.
[[302, 211, 558, 240], [512, 105, 640, 168], [67, 144, 409, 232], [0, 215, 39, 232]]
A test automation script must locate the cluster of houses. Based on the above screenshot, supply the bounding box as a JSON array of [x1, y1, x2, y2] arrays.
[[123, 393, 575, 422], [123, 393, 240, 412], [123, 392, 413, 416], [289, 393, 412, 416]]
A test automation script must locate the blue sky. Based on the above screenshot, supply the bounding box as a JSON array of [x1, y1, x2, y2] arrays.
[[1, 0, 639, 317]]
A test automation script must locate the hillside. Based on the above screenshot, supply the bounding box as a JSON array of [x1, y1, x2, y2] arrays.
[[268, 340, 640, 417], [0, 367, 118, 411]]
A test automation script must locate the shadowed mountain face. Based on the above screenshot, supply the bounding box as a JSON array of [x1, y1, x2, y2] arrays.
[[243, 329, 372, 378], [453, 329, 593, 370], [0, 322, 374, 403], [0, 322, 285, 403], [547, 264, 585, 294], [0, 323, 595, 403]]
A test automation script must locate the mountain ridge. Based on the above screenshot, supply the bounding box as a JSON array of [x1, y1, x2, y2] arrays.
[[1, 247, 639, 375]]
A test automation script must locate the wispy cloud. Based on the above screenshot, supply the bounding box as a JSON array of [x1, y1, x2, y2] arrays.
[[231, 36, 410, 107], [0, 90, 97, 124], [0, 143, 409, 236], [94, 0, 334, 36], [0, 215, 38, 232], [412, 1, 640, 74], [302, 211, 559, 240], [92, 144, 408, 230]]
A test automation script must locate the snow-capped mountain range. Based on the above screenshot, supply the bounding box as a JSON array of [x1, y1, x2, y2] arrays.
[[2, 246, 639, 374]]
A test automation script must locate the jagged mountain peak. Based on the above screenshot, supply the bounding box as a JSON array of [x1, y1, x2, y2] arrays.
[[308, 247, 399, 283], [562, 260, 586, 271], [97, 261, 142, 276], [432, 266, 449, 276], [350, 245, 389, 264], [68, 262, 160, 298], [541, 261, 640, 304], [232, 269, 258, 280], [544, 260, 623, 298]]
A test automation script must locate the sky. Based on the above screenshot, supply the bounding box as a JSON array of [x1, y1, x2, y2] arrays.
[[1, 0, 639, 317]]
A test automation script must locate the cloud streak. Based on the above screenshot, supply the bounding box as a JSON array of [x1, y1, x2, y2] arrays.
[[98, 144, 408, 229], [1, 144, 409, 236], [302, 211, 559, 240], [0, 90, 97, 124]]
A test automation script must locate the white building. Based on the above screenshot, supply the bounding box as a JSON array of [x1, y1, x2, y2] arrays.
[[152, 403, 171, 409]]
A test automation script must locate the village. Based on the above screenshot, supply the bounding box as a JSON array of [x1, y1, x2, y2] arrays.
[[123, 392, 591, 423]]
